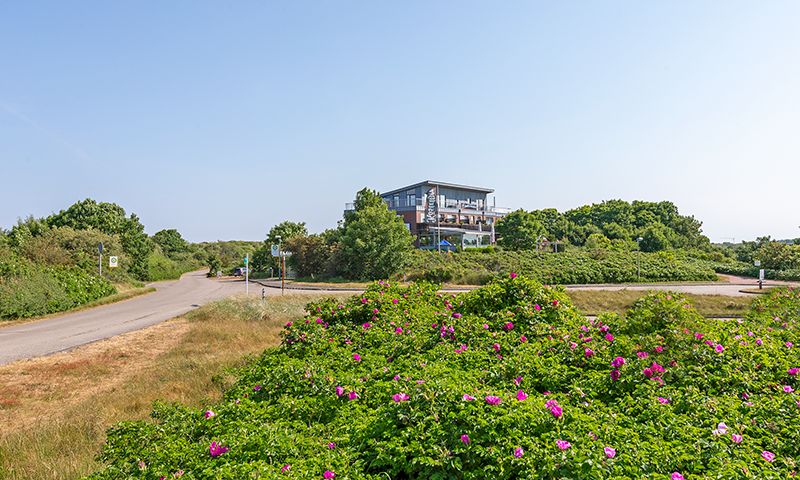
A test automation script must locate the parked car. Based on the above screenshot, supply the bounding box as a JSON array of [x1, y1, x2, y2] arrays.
[[232, 267, 248, 276]]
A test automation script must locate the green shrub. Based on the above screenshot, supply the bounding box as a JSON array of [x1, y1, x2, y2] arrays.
[[87, 279, 800, 479]]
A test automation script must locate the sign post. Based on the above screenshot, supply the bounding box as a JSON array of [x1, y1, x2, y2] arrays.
[[758, 268, 765, 290], [244, 255, 249, 295], [98, 242, 104, 276], [109, 256, 118, 268]]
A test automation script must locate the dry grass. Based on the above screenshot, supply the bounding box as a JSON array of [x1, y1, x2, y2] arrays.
[[0, 293, 348, 480], [567, 289, 753, 317]]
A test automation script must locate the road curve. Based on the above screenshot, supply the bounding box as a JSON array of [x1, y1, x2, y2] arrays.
[[0, 271, 259, 365]]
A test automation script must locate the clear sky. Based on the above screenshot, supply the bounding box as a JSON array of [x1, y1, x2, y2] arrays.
[[2, 1, 799, 243]]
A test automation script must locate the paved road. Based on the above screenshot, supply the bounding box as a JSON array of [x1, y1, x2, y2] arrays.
[[0, 270, 310, 365], [255, 276, 794, 297]]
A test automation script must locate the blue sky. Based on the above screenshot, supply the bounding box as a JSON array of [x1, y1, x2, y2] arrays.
[[1, 1, 798, 242]]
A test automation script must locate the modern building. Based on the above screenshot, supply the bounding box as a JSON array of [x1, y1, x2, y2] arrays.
[[364, 180, 510, 250]]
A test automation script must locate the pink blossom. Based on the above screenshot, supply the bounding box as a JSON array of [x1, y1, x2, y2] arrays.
[[353, 353, 361, 362], [545, 399, 563, 418], [327, 442, 336, 449], [712, 422, 728, 435], [556, 440, 571, 450], [285, 321, 293, 328], [509, 272, 518, 279], [784, 385, 795, 393], [610, 369, 621, 381], [281, 464, 291, 473], [324, 471, 336, 479], [504, 321, 514, 330], [611, 356, 626, 368], [514, 376, 523, 386], [584, 348, 594, 358], [756, 338, 763, 346], [643, 368, 654, 378], [534, 304, 541, 311], [513, 447, 524, 457], [657, 397, 670, 404], [715, 344, 725, 353], [604, 333, 614, 342], [655, 345, 664, 353], [731, 434, 743, 444], [671, 473, 684, 480], [209, 441, 228, 457], [637, 351, 649, 359], [394, 327, 403, 334], [789, 368, 799, 376], [516, 390, 528, 401], [362, 322, 371, 329], [604, 446, 616, 458], [204, 410, 215, 419], [552, 300, 559, 306], [392, 392, 410, 402], [335, 386, 344, 397], [520, 335, 528, 343], [452, 312, 462, 319], [462, 394, 475, 401], [485, 395, 502, 405], [787, 342, 794, 348], [348, 391, 359, 400], [482, 324, 490, 329], [569, 342, 578, 350], [360, 297, 368, 304], [460, 434, 470, 444], [762, 451, 776, 462], [392, 298, 399, 304]]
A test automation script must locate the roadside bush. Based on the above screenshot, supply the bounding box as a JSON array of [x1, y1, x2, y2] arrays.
[[87, 279, 799, 479], [405, 249, 718, 285], [0, 262, 115, 319]]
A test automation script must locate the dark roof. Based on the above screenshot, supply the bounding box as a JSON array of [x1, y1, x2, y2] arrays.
[[381, 180, 494, 197]]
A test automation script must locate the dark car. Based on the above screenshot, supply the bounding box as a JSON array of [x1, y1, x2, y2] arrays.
[[232, 267, 248, 276]]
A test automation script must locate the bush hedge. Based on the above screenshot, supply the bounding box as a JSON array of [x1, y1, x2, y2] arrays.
[[405, 250, 719, 285], [87, 278, 799, 479], [0, 258, 116, 319]]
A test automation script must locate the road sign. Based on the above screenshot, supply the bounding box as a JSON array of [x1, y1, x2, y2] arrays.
[[271, 244, 280, 257], [243, 256, 249, 265], [109, 256, 119, 268], [98, 242, 104, 254], [754, 260, 761, 267]]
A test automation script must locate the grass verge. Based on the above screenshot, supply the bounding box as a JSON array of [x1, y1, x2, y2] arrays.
[[0, 293, 348, 480], [567, 289, 753, 317]]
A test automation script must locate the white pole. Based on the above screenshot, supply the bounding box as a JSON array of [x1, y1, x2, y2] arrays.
[[245, 254, 249, 295]]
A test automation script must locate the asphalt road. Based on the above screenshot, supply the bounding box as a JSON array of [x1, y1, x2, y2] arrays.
[[0, 271, 295, 365]]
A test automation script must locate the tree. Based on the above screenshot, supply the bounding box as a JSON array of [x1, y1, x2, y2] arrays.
[[338, 188, 413, 279], [285, 234, 335, 278], [495, 209, 546, 251], [152, 229, 189, 259], [46, 199, 153, 280], [639, 225, 671, 252]]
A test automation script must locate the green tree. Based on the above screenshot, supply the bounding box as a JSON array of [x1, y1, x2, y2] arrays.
[[152, 229, 189, 259], [46, 199, 153, 280], [285, 234, 335, 278], [639, 225, 671, 252], [338, 188, 413, 279], [495, 209, 546, 251]]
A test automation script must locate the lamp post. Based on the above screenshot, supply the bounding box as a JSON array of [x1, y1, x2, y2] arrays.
[[636, 237, 643, 282]]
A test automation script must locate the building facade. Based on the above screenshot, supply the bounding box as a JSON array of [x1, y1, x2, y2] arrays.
[[376, 181, 510, 250]]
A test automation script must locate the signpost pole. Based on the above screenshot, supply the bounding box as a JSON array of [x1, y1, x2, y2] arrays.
[[281, 254, 285, 295], [436, 185, 441, 253], [245, 255, 249, 295], [98, 242, 104, 277]]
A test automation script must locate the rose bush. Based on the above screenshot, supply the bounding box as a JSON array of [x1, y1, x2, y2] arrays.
[[87, 280, 799, 479]]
